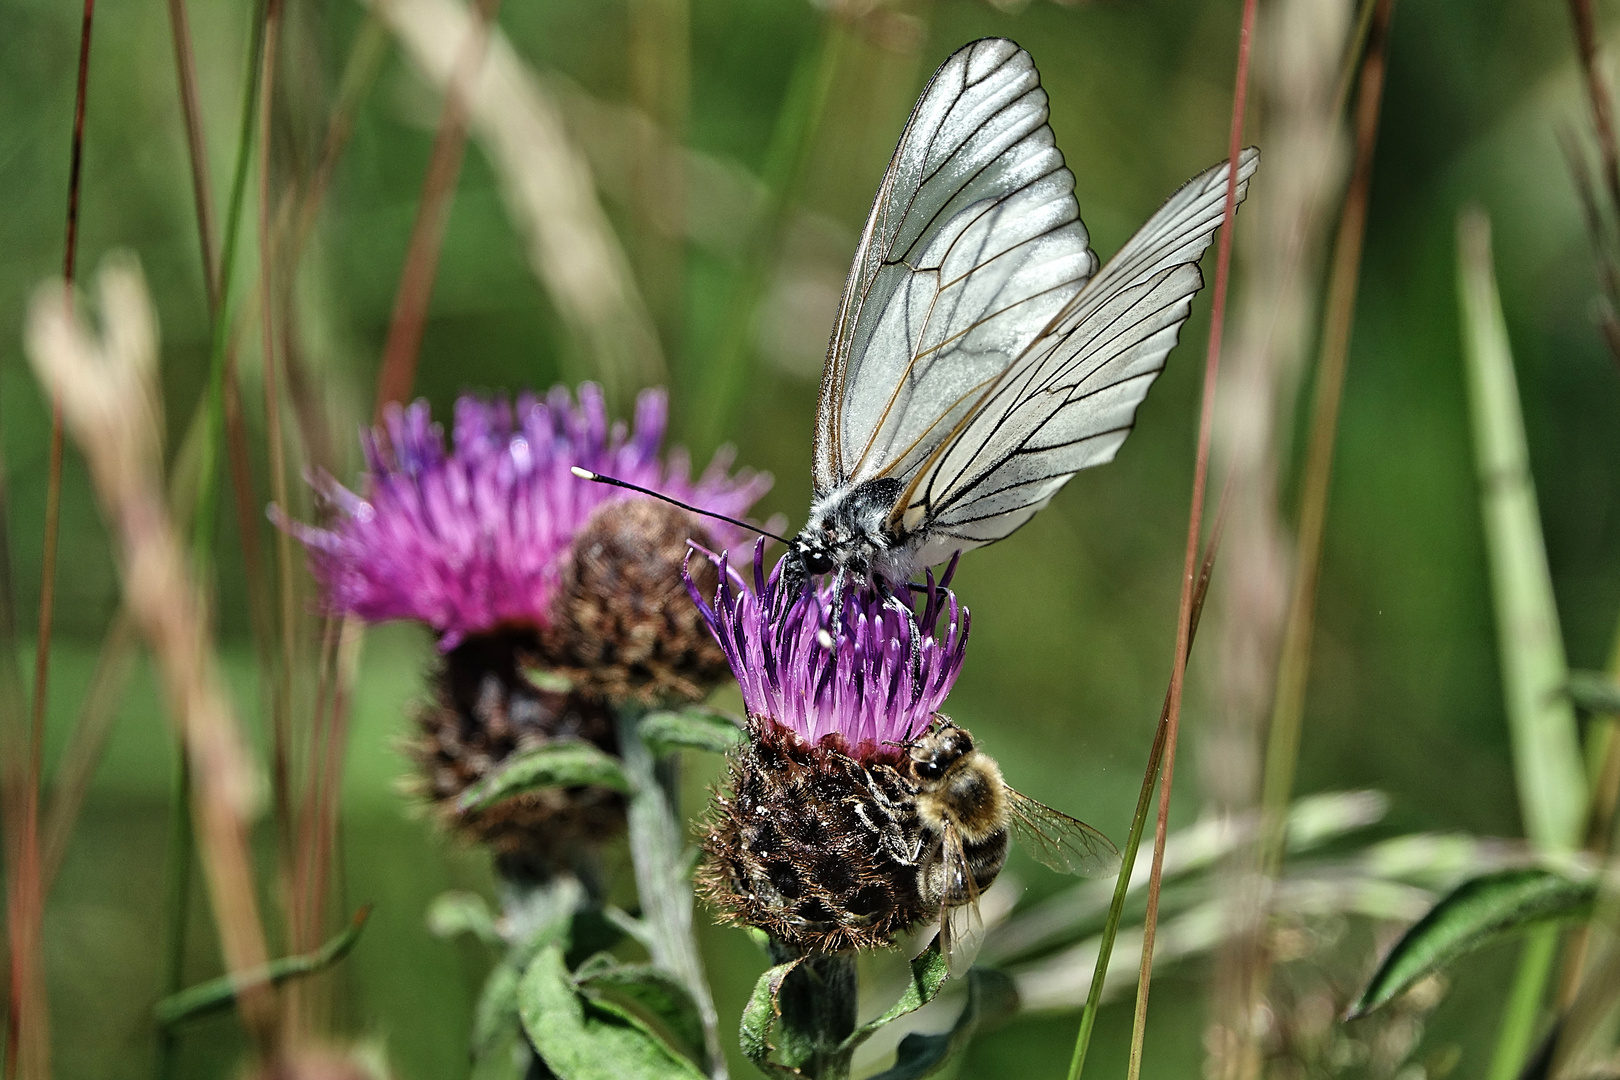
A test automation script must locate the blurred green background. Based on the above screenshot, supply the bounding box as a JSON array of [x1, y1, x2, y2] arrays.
[[2, 0, 1619, 1076]]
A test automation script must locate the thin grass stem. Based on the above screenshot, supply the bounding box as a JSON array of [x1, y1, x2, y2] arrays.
[[1066, 478, 1231, 1080], [1125, 3, 1257, 1074], [193, 0, 271, 569]]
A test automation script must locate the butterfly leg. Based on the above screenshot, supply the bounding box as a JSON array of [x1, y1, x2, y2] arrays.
[[874, 575, 924, 700]]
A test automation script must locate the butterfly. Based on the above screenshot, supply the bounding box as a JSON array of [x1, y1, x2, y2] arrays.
[[779, 37, 1258, 615]]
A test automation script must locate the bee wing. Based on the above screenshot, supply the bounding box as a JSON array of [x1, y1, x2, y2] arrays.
[[1006, 788, 1120, 877], [814, 38, 1098, 497], [899, 150, 1260, 563], [933, 822, 986, 977]]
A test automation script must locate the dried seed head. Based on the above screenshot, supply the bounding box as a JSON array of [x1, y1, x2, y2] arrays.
[[405, 629, 624, 872], [699, 719, 931, 953], [542, 497, 729, 705]]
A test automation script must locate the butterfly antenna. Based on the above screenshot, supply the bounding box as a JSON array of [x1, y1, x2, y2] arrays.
[[570, 467, 793, 544]]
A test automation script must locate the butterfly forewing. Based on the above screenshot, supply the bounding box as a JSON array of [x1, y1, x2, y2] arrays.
[[901, 150, 1260, 562], [814, 38, 1098, 496], [1006, 789, 1119, 877]]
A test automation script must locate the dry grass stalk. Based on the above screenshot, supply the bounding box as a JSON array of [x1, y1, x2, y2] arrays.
[[1203, 0, 1356, 1072], [368, 0, 666, 401], [25, 257, 278, 1046]]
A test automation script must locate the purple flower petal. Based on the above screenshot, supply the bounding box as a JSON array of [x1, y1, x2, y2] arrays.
[[683, 547, 969, 754], [282, 384, 772, 647]]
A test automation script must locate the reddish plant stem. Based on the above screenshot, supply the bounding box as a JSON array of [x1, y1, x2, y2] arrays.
[[168, 0, 218, 304], [7, 5, 96, 1077], [1126, 0, 1257, 1073], [1568, 0, 1620, 217], [373, 0, 503, 416]]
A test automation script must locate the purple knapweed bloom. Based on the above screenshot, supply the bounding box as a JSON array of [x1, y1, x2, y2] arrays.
[[686, 542, 969, 754], [282, 383, 770, 649]]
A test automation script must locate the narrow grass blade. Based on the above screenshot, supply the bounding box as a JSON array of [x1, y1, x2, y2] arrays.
[[1457, 209, 1586, 851], [1457, 207, 1588, 1080], [1568, 671, 1620, 715], [1349, 868, 1595, 1019], [156, 905, 372, 1026]]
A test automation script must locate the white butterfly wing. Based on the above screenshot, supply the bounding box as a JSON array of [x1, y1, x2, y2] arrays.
[[813, 38, 1098, 495], [903, 148, 1261, 565]]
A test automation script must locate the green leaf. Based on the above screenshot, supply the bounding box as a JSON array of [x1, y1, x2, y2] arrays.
[[1568, 671, 1620, 716], [739, 959, 805, 1078], [639, 708, 744, 756], [520, 663, 575, 693], [458, 740, 631, 813], [427, 890, 504, 948], [838, 942, 949, 1053], [472, 960, 524, 1058], [1457, 210, 1587, 853], [1349, 867, 1596, 1019], [156, 905, 372, 1025], [868, 967, 1018, 1080], [575, 956, 706, 1058], [519, 945, 707, 1080]]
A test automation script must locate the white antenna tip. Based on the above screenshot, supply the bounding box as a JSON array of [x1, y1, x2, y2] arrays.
[[816, 628, 835, 650], [570, 466, 598, 481]]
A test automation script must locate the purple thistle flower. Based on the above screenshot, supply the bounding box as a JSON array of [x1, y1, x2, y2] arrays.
[[685, 542, 969, 754], [281, 383, 770, 649]]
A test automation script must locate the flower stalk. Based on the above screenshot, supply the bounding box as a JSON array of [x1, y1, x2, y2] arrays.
[[766, 945, 858, 1080], [618, 707, 728, 1078]]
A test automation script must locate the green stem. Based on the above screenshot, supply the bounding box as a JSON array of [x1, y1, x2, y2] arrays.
[[1487, 926, 1558, 1080], [192, 0, 270, 571], [154, 753, 193, 1079], [768, 944, 857, 1080], [1066, 484, 1230, 1080], [616, 709, 727, 1079], [159, 8, 269, 1070]]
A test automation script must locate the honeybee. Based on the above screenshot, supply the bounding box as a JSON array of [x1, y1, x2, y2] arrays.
[[903, 717, 1118, 969]]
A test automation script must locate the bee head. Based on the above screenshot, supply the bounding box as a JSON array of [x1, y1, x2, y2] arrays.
[[906, 721, 974, 785]]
